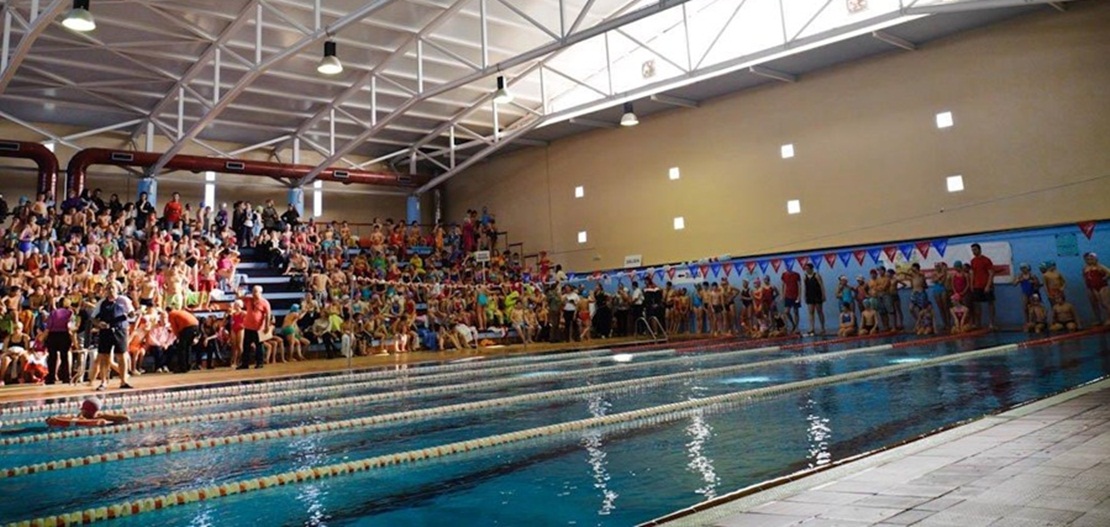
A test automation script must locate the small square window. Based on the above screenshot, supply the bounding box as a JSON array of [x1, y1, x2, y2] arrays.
[[787, 199, 801, 214], [946, 175, 964, 193], [673, 217, 685, 230], [204, 171, 216, 182], [781, 144, 795, 159], [669, 167, 680, 180], [574, 186, 584, 198], [936, 111, 954, 129], [578, 231, 588, 244]]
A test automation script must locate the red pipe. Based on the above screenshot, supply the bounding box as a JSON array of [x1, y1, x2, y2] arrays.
[[0, 140, 60, 198], [65, 148, 425, 196]]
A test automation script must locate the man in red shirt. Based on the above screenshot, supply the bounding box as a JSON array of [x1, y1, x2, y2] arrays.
[[167, 309, 199, 374], [239, 285, 271, 369], [781, 267, 802, 333], [163, 192, 183, 230], [969, 243, 996, 330]]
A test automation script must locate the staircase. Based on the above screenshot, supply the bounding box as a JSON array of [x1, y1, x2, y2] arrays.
[[235, 247, 302, 317]]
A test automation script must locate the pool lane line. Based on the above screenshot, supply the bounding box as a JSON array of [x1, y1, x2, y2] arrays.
[[5, 333, 1058, 527], [0, 332, 800, 415], [0, 333, 802, 423], [2, 336, 963, 474], [0, 339, 802, 447]]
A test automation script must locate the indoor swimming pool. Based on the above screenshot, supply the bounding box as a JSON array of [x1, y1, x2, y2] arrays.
[[2, 331, 1108, 526]]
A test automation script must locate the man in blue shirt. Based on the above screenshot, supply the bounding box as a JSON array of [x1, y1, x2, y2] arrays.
[[92, 282, 134, 390]]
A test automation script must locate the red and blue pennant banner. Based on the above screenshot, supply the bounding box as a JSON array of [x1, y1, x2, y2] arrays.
[[810, 254, 823, 270], [838, 251, 853, 267], [758, 260, 770, 274], [745, 261, 757, 273], [710, 262, 722, 277], [867, 248, 882, 264], [687, 264, 700, 278], [774, 258, 786, 272], [700, 263, 711, 278], [1078, 221, 1096, 240], [854, 250, 867, 265], [915, 241, 932, 258], [932, 239, 948, 257], [722, 262, 733, 277], [824, 253, 838, 268], [883, 246, 898, 261], [898, 243, 915, 260]]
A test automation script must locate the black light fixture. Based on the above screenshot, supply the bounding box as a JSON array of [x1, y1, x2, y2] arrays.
[[493, 75, 513, 104], [317, 40, 343, 75], [62, 0, 96, 32], [620, 102, 639, 127]]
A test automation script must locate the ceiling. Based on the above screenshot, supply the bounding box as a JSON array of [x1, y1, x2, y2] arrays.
[[0, 0, 1077, 190]]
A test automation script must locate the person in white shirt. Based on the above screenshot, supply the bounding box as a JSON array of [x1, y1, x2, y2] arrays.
[[630, 281, 645, 334], [562, 285, 580, 342]]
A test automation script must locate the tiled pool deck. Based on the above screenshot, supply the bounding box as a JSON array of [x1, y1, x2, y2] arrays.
[[665, 378, 1110, 526]]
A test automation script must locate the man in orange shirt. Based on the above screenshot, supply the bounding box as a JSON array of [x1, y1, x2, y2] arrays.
[[168, 309, 199, 374], [239, 285, 271, 369]]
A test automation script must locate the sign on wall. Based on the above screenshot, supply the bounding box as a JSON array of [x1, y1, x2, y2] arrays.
[[1055, 233, 1079, 257], [623, 254, 643, 268]]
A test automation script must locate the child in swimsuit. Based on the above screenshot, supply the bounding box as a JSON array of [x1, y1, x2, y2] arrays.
[[837, 303, 856, 337], [1026, 294, 1048, 334]]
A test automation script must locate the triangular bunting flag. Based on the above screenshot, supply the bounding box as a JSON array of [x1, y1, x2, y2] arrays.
[[915, 241, 931, 259], [710, 262, 722, 277], [783, 258, 795, 271], [796, 256, 808, 268], [932, 239, 948, 257], [687, 264, 700, 278], [772, 258, 784, 272], [839, 251, 853, 266], [824, 253, 838, 267], [667, 267, 677, 280], [745, 261, 757, 273], [757, 260, 770, 273], [810, 254, 823, 270], [699, 263, 711, 278], [883, 246, 898, 261], [1079, 221, 1096, 240], [722, 262, 734, 277], [654, 269, 665, 283], [867, 248, 882, 264], [854, 250, 867, 265], [898, 243, 915, 260]]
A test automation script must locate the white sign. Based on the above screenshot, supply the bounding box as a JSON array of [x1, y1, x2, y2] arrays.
[[624, 254, 643, 268], [474, 250, 490, 263]]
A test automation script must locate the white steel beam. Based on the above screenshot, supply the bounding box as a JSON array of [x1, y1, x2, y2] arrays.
[[568, 117, 617, 129], [871, 30, 917, 51], [147, 0, 401, 176], [748, 65, 797, 83], [0, 0, 67, 94], [296, 0, 696, 187], [902, 0, 1077, 14], [650, 94, 698, 108]]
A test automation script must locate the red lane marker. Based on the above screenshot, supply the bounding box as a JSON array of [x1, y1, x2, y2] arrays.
[[1018, 326, 1109, 349], [889, 329, 990, 349]]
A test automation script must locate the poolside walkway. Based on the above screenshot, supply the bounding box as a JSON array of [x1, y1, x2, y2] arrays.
[[666, 378, 1110, 527], [0, 335, 662, 404]]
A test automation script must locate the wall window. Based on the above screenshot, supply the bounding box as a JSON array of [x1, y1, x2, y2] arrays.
[[313, 180, 323, 217], [575, 185, 584, 198], [936, 111, 954, 129], [578, 231, 588, 244], [946, 175, 964, 193], [669, 167, 680, 180], [787, 199, 801, 214], [673, 216, 685, 230], [204, 171, 216, 208], [781, 144, 795, 159]]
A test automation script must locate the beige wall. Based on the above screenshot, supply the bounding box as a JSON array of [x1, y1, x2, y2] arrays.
[[0, 123, 410, 222], [445, 2, 1110, 271]]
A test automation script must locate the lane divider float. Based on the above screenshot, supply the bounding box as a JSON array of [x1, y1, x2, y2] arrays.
[[5, 337, 1045, 527]]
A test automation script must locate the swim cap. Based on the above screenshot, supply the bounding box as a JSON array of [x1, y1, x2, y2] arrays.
[[1084, 252, 1097, 259], [1020, 263, 1030, 270], [953, 260, 963, 268], [1046, 260, 1056, 268], [80, 396, 102, 419], [290, 304, 301, 312]]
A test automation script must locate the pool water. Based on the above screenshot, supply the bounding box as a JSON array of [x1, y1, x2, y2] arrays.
[[1, 332, 1106, 526]]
